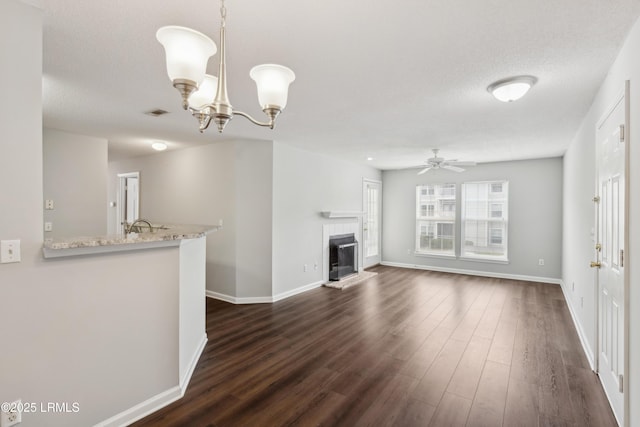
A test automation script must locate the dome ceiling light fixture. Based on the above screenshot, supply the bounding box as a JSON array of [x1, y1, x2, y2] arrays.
[[487, 75, 537, 102], [156, 0, 295, 134], [151, 142, 168, 151]]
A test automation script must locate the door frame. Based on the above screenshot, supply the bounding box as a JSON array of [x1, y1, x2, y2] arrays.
[[594, 80, 630, 427], [362, 178, 382, 268], [117, 171, 140, 234]]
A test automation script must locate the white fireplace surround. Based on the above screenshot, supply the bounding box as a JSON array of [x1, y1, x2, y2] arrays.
[[322, 221, 362, 283]]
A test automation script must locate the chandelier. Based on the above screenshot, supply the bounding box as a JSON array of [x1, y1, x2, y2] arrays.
[[156, 0, 295, 133]]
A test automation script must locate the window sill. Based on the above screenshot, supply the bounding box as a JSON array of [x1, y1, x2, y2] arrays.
[[414, 252, 456, 260], [458, 256, 509, 265]]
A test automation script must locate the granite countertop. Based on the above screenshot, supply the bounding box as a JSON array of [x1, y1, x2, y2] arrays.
[[43, 223, 221, 258]]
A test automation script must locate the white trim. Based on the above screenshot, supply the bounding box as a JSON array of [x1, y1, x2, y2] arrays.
[[205, 280, 324, 304], [273, 280, 324, 302], [180, 334, 207, 391], [380, 261, 562, 285], [205, 290, 237, 304], [321, 211, 365, 218], [458, 256, 510, 265], [559, 280, 595, 369], [96, 333, 207, 427], [414, 252, 457, 260], [95, 387, 183, 427]]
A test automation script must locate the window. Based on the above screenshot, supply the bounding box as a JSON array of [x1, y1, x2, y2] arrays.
[[461, 181, 508, 260], [490, 203, 503, 218], [416, 184, 456, 255]]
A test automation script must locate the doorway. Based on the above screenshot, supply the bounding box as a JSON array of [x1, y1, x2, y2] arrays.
[[594, 81, 629, 425], [362, 179, 382, 268], [117, 172, 140, 233]]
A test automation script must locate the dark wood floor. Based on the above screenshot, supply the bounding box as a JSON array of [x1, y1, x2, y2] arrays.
[[134, 265, 616, 427]]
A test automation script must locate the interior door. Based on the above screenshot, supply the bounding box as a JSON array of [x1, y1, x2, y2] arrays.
[[363, 179, 381, 268], [117, 172, 140, 233], [594, 82, 628, 425]]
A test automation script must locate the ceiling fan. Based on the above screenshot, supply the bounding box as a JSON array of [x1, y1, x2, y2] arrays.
[[416, 149, 477, 175]]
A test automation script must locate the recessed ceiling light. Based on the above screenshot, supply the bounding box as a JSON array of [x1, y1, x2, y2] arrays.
[[367, 157, 373, 161], [151, 142, 168, 151], [487, 76, 537, 102]]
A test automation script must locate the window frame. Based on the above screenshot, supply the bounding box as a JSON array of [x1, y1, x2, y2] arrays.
[[415, 183, 457, 257], [460, 180, 509, 262]]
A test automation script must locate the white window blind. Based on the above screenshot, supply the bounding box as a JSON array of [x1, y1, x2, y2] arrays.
[[461, 181, 509, 260], [416, 184, 456, 255]]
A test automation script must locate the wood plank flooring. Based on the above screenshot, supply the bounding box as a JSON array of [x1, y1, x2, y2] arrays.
[[133, 265, 616, 427]]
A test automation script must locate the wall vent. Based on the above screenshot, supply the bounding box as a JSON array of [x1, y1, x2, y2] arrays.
[[144, 109, 169, 117]]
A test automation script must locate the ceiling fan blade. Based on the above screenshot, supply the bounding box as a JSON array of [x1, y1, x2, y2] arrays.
[[442, 165, 465, 172], [417, 166, 432, 175], [447, 161, 477, 166]]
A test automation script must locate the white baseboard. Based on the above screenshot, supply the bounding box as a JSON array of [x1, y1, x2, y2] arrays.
[[380, 261, 562, 285], [273, 280, 324, 302], [96, 335, 208, 427], [180, 334, 207, 391], [559, 280, 595, 369], [206, 280, 325, 304], [95, 386, 183, 427]]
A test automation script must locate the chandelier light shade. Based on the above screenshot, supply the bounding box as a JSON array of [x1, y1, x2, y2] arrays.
[[188, 74, 218, 109], [487, 75, 537, 102], [250, 64, 296, 110], [156, 26, 217, 108], [156, 0, 295, 133]]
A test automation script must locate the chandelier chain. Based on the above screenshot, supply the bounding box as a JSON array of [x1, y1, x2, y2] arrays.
[[220, 0, 227, 27]]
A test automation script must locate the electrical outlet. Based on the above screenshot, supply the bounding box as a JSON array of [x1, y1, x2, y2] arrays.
[[1, 399, 22, 427], [0, 240, 21, 264], [407, 249, 411, 255], [572, 282, 575, 291], [45, 199, 54, 210], [314, 261, 318, 271], [44, 222, 53, 232], [538, 258, 545, 266], [581, 297, 584, 308], [303, 264, 308, 272]]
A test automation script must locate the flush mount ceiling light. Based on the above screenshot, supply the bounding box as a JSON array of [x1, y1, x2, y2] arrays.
[[151, 142, 168, 151], [156, 0, 295, 134], [487, 76, 537, 102]]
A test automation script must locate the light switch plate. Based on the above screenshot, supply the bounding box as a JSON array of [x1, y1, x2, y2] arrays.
[[0, 240, 21, 263], [45, 199, 54, 210]]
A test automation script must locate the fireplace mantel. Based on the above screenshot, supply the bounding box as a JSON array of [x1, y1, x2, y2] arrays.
[[321, 211, 365, 219]]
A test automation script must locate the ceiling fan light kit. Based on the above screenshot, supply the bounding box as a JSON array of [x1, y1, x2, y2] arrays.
[[156, 0, 295, 134], [487, 75, 537, 102], [417, 149, 477, 175]]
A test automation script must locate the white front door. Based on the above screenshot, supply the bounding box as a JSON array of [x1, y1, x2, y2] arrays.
[[595, 82, 628, 425], [363, 180, 381, 268]]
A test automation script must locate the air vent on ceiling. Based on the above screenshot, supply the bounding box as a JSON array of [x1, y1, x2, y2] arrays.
[[144, 109, 169, 117]]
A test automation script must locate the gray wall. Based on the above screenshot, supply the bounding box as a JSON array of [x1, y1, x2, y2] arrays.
[[382, 158, 563, 280], [272, 142, 382, 295], [43, 128, 108, 238], [108, 139, 273, 299], [1, 2, 181, 425], [110, 140, 381, 300], [563, 15, 640, 422]]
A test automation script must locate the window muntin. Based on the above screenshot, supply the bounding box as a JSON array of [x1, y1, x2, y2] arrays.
[[461, 181, 509, 260], [416, 184, 456, 255]]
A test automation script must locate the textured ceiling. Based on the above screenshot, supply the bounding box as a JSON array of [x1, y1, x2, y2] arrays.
[[43, 0, 640, 169]]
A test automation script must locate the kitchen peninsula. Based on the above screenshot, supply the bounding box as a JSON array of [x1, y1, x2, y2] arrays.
[[41, 223, 220, 426]]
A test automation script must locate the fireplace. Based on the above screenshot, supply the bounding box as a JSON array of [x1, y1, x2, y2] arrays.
[[329, 233, 358, 281]]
